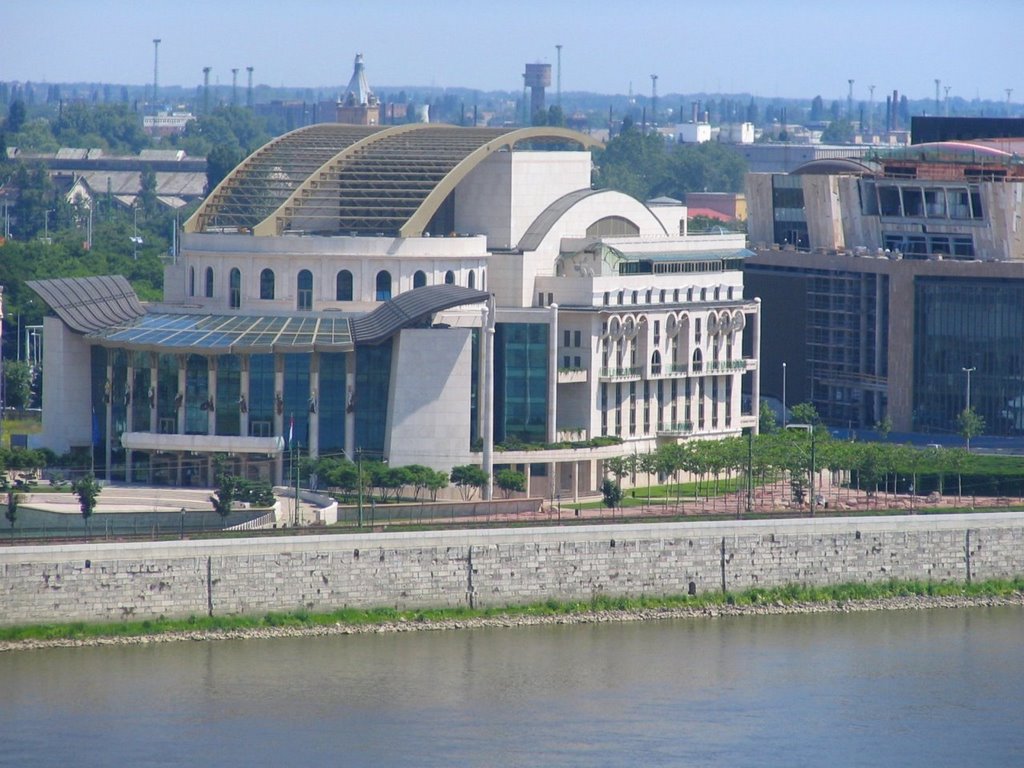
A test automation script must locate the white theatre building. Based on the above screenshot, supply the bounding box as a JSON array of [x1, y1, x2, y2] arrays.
[[32, 124, 760, 499]]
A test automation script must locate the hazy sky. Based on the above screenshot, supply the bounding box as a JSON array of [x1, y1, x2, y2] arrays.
[[5, 0, 1022, 102]]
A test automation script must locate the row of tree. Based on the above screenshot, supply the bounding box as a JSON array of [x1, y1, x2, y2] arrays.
[[306, 456, 529, 503], [601, 423, 999, 510]]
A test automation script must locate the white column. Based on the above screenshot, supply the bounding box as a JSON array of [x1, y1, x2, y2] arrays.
[[548, 303, 558, 443], [751, 298, 762, 434], [482, 299, 495, 501]]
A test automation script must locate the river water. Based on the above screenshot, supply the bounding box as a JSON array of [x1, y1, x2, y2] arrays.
[[2, 607, 1022, 767]]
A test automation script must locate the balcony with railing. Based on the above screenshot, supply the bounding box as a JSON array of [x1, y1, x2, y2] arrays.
[[557, 367, 588, 384], [599, 366, 642, 381], [657, 421, 693, 436]]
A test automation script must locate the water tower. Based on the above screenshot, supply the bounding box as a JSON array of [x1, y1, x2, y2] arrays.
[[523, 63, 551, 122]]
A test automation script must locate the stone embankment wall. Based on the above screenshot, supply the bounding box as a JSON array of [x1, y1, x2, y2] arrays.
[[2, 513, 1022, 627]]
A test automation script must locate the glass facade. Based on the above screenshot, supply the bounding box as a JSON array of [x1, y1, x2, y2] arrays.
[[319, 353, 346, 452], [157, 354, 178, 434], [914, 277, 1024, 436], [248, 354, 275, 437], [283, 354, 310, 447], [184, 355, 209, 434], [494, 323, 548, 443], [355, 341, 392, 453], [215, 355, 241, 436]]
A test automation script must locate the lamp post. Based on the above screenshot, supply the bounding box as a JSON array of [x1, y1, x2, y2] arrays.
[[782, 362, 787, 427]]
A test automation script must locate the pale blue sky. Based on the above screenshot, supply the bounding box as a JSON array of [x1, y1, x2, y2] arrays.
[[5, 0, 1022, 102]]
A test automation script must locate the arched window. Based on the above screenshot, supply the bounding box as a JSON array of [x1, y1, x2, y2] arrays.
[[336, 270, 353, 301], [444, 270, 456, 285], [229, 268, 241, 309], [375, 270, 392, 301], [700, 288, 707, 301], [692, 349, 703, 373], [297, 269, 313, 310], [413, 270, 427, 289], [468, 270, 475, 289], [188, 267, 195, 297], [651, 350, 662, 375], [204, 267, 214, 298], [260, 269, 275, 300], [673, 289, 679, 302], [603, 292, 610, 306], [631, 290, 638, 304]]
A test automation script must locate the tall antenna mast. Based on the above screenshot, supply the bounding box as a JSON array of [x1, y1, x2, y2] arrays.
[[202, 66, 211, 114], [555, 44, 563, 111], [247, 66, 254, 109], [152, 38, 161, 111], [231, 68, 239, 106]]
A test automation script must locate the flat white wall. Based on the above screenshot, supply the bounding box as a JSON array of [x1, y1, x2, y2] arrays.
[[385, 328, 474, 470], [38, 317, 92, 453]]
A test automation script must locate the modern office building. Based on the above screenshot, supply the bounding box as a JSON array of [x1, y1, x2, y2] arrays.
[[32, 123, 760, 498], [746, 139, 1024, 436]]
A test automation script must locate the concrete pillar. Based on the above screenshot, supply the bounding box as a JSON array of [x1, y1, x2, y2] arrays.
[[482, 299, 495, 500], [524, 462, 532, 497], [751, 298, 761, 434], [548, 303, 558, 443]]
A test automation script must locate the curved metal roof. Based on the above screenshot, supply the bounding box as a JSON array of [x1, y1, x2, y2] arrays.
[[187, 124, 386, 233], [517, 188, 605, 252], [351, 285, 489, 345], [29, 275, 145, 333], [186, 124, 600, 237]]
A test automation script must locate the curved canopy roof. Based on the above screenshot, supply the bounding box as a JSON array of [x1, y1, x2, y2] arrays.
[[29, 275, 145, 333], [351, 284, 490, 345], [186, 124, 600, 238]]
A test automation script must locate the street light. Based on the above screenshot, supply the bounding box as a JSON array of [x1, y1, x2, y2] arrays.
[[130, 205, 143, 260]]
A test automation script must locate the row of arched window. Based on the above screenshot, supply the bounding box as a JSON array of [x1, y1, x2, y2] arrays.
[[601, 285, 737, 306], [189, 266, 481, 309]]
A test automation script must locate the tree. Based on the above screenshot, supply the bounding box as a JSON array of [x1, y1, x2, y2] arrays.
[[759, 399, 778, 434], [206, 143, 244, 192], [138, 167, 158, 216], [821, 119, 855, 144], [495, 469, 526, 499], [72, 474, 100, 534], [810, 95, 824, 122], [956, 407, 985, 453], [874, 416, 893, 441], [789, 402, 822, 427], [451, 464, 488, 501], [210, 474, 236, 519], [5, 488, 20, 537], [7, 99, 26, 134], [601, 478, 622, 510], [4, 360, 32, 409]]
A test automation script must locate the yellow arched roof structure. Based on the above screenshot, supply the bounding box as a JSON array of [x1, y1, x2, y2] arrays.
[[185, 124, 601, 237]]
